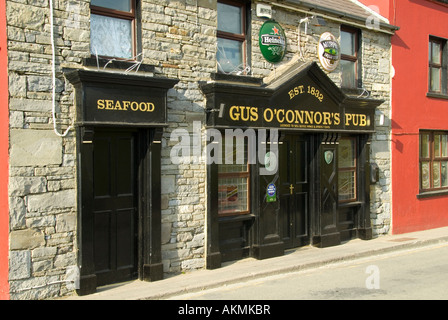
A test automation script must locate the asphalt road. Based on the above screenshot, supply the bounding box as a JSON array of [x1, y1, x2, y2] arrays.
[[168, 243, 448, 300]]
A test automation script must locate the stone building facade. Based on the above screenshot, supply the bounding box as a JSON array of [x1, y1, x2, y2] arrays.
[[2, 0, 396, 299]]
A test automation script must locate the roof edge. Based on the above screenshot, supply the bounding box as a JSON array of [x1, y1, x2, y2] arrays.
[[278, 1, 399, 33]]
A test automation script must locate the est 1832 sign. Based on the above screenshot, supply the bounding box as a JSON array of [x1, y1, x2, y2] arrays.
[[259, 20, 287, 64]]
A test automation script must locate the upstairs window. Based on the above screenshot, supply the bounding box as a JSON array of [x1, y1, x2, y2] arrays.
[[428, 37, 447, 95], [217, 1, 248, 74], [340, 26, 360, 89], [420, 131, 448, 192], [429, 0, 448, 7], [90, 0, 136, 59]]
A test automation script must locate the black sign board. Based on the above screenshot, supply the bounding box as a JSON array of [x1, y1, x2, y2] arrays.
[[201, 62, 381, 133], [65, 69, 178, 127], [83, 84, 167, 125]]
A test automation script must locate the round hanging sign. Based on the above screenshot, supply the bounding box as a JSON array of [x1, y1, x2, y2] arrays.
[[259, 20, 287, 63], [317, 32, 340, 73]]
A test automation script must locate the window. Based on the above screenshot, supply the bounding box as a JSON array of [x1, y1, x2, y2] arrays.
[[218, 136, 250, 216], [217, 1, 248, 73], [430, 0, 448, 7], [90, 0, 136, 59], [340, 26, 360, 89], [420, 131, 448, 192], [428, 37, 447, 94], [338, 137, 357, 202]]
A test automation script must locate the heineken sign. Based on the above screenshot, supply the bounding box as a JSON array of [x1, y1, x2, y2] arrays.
[[259, 20, 287, 63]]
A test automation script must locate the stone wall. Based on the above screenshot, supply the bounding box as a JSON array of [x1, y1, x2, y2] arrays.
[[143, 0, 216, 274], [362, 31, 392, 236], [7, 0, 89, 299], [5, 0, 392, 299]]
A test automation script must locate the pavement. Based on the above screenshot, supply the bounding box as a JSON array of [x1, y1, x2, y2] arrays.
[[65, 226, 448, 300]]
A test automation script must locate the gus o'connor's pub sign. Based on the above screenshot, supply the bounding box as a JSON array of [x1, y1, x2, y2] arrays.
[[201, 62, 381, 134], [259, 20, 287, 63]]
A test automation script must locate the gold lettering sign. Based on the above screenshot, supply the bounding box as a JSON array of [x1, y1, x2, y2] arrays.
[[288, 85, 324, 103], [229, 106, 259, 122], [220, 83, 372, 130], [262, 108, 341, 127], [97, 99, 155, 112], [345, 113, 369, 127], [227, 106, 370, 129]]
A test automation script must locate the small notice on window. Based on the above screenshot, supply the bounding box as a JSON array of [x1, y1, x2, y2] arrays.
[[266, 183, 277, 202]]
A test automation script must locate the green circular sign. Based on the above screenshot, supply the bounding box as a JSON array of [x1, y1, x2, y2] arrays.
[[259, 20, 287, 63]]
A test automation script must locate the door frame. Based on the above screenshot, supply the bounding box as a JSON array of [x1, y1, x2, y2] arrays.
[[77, 126, 164, 296]]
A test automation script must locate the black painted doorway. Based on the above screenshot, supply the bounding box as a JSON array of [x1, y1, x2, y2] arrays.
[[92, 129, 139, 287], [279, 134, 310, 249]]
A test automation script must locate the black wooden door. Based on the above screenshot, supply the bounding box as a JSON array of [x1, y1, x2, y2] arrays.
[[93, 130, 138, 286], [319, 143, 341, 247], [279, 134, 310, 249]]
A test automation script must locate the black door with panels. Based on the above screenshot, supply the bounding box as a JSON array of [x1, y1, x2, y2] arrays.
[[92, 130, 138, 286], [279, 134, 310, 249]]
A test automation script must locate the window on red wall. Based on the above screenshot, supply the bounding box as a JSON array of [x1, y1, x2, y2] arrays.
[[429, 0, 448, 6], [428, 36, 447, 95], [420, 131, 448, 192]]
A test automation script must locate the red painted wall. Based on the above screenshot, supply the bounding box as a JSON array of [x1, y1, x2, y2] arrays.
[[391, 0, 448, 234], [0, 0, 9, 300], [361, 0, 448, 234]]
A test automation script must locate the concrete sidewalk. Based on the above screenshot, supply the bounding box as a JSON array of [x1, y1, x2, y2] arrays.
[[65, 226, 448, 300]]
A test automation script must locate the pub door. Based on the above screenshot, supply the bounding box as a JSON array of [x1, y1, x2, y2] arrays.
[[318, 141, 340, 247], [279, 134, 310, 249], [92, 129, 139, 286]]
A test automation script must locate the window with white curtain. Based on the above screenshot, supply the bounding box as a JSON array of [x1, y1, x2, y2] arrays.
[[90, 0, 136, 59]]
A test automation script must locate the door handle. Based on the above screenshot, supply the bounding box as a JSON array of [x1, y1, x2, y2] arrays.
[[289, 184, 295, 195]]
